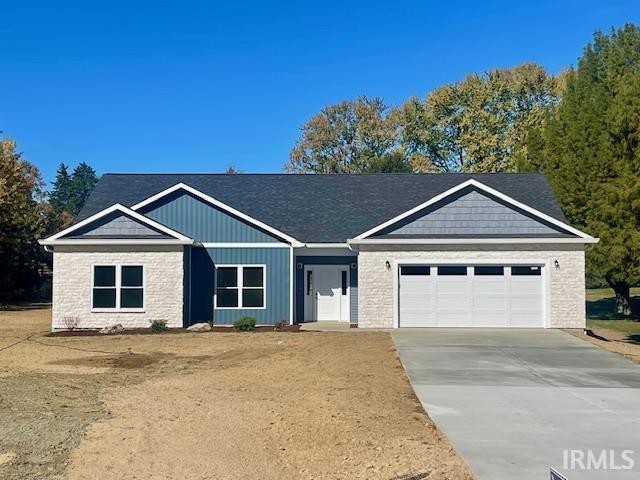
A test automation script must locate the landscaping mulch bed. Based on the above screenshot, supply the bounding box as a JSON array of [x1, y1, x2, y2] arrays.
[[47, 324, 302, 337]]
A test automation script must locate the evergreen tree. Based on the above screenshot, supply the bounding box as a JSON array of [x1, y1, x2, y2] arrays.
[[69, 162, 98, 215], [49, 163, 73, 213], [537, 24, 640, 316]]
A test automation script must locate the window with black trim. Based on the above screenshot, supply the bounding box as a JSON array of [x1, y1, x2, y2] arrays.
[[400, 266, 430, 276], [92, 265, 144, 309], [216, 266, 265, 308], [474, 266, 504, 276], [437, 266, 467, 276], [511, 265, 541, 276]]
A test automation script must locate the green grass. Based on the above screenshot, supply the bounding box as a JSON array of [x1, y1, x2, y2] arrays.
[[586, 288, 640, 338]]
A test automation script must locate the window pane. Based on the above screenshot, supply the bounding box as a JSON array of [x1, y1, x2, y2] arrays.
[[217, 267, 237, 288], [93, 288, 116, 308], [341, 271, 347, 296], [306, 271, 313, 295], [242, 289, 264, 308], [94, 266, 115, 286], [437, 266, 467, 276], [122, 266, 143, 287], [474, 266, 504, 276], [401, 266, 430, 276], [512, 266, 541, 276], [121, 288, 143, 308], [243, 267, 263, 288], [217, 288, 238, 307]]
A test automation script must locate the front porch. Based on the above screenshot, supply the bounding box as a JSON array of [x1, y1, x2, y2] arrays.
[[294, 255, 358, 325]]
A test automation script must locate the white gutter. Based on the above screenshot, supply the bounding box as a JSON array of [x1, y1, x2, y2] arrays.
[[347, 237, 600, 245]]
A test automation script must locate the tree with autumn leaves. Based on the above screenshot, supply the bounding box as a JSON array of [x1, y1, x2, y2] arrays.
[[0, 138, 46, 301], [286, 63, 563, 174], [0, 136, 98, 302]]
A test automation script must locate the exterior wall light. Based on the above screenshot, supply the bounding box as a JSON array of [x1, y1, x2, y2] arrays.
[[385, 260, 391, 270], [554, 260, 560, 269]]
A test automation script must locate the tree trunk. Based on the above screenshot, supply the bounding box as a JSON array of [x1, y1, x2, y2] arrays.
[[611, 282, 632, 316]]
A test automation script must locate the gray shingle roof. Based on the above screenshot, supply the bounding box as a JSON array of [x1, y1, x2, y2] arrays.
[[78, 173, 570, 243]]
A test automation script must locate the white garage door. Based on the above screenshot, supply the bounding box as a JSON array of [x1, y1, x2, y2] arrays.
[[399, 264, 544, 327]]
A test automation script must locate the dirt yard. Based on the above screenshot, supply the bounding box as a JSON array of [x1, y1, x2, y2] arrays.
[[0, 308, 472, 480]]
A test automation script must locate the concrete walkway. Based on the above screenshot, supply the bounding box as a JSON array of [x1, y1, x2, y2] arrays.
[[392, 329, 640, 480]]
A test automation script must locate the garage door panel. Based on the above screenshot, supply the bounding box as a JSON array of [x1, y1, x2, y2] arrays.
[[510, 312, 543, 327], [437, 312, 473, 326], [436, 279, 470, 295], [473, 295, 508, 310], [473, 279, 507, 295], [399, 263, 544, 328], [474, 311, 509, 327], [401, 282, 435, 295], [510, 279, 543, 294], [436, 295, 472, 310]]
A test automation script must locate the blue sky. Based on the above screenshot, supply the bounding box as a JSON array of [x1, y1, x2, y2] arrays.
[[1, 1, 637, 186]]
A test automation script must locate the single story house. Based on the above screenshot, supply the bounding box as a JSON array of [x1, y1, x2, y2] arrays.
[[40, 173, 598, 331]]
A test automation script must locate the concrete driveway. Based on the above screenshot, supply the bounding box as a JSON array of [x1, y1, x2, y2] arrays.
[[392, 329, 640, 480]]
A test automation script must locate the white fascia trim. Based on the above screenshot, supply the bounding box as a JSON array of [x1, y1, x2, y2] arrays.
[[304, 243, 350, 248], [42, 203, 194, 243], [347, 237, 600, 245], [39, 239, 193, 246], [130, 183, 304, 247], [353, 179, 595, 240], [201, 242, 290, 248]]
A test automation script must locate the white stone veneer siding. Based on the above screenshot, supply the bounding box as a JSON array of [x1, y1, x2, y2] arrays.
[[52, 245, 184, 330], [356, 244, 586, 329]]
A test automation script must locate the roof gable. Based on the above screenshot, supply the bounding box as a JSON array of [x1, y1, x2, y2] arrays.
[[373, 188, 574, 238], [356, 179, 593, 240], [40, 204, 193, 245], [138, 189, 288, 244]]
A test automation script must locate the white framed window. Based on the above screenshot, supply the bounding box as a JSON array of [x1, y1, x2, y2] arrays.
[[215, 264, 266, 309], [92, 265, 144, 311]]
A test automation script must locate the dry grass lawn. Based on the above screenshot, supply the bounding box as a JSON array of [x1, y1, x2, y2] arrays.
[[571, 288, 640, 364], [0, 307, 472, 480]]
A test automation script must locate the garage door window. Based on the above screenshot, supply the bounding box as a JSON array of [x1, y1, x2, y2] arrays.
[[437, 266, 467, 276], [474, 266, 504, 276], [400, 266, 430, 276], [511, 266, 541, 276]]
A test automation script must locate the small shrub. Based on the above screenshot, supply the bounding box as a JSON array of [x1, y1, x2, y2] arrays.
[[150, 319, 168, 333], [273, 320, 285, 331], [62, 316, 80, 331], [233, 316, 256, 331]]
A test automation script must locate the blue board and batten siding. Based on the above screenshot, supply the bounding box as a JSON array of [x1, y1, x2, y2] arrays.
[[136, 191, 291, 326], [209, 247, 290, 324], [184, 247, 291, 326], [140, 191, 281, 242]]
